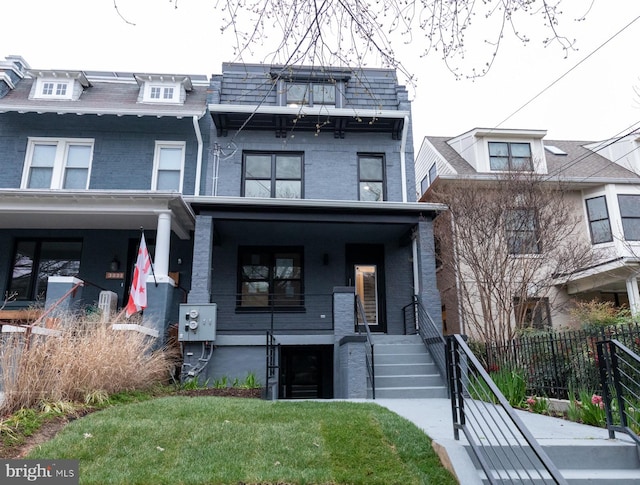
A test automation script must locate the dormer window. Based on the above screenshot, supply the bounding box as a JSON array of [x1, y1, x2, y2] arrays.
[[286, 82, 336, 107], [37, 80, 72, 99], [28, 70, 89, 101], [489, 142, 533, 171], [149, 86, 175, 101], [136, 74, 192, 105]]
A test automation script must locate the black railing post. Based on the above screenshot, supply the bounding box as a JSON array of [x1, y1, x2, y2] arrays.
[[609, 344, 629, 430], [447, 336, 463, 441], [597, 340, 616, 439]]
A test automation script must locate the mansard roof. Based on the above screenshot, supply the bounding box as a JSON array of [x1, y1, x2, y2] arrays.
[[0, 69, 208, 118]]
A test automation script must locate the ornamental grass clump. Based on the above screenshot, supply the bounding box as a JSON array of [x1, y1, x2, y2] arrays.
[[0, 314, 174, 416]]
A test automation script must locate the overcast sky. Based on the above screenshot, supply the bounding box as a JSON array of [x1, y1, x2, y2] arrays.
[[4, 0, 640, 151]]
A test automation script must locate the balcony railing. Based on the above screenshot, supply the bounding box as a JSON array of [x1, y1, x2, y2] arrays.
[[210, 293, 334, 333]]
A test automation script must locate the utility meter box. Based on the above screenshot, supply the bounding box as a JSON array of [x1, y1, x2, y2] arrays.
[[178, 303, 217, 342]]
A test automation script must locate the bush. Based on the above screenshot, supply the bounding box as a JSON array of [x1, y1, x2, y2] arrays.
[[569, 299, 632, 330], [0, 316, 174, 416]]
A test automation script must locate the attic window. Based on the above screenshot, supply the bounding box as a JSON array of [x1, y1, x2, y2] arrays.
[[544, 145, 567, 156], [36, 79, 72, 99], [144, 83, 179, 103]]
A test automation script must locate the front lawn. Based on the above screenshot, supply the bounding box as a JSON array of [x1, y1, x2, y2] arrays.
[[27, 397, 456, 485]]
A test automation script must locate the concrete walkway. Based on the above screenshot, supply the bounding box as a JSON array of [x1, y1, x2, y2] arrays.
[[369, 398, 635, 484]]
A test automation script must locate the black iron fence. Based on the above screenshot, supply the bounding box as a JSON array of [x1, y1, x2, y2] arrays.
[[475, 323, 640, 400]]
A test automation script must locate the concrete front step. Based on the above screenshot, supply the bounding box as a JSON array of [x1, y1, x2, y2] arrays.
[[371, 386, 448, 399], [376, 374, 444, 388], [375, 352, 433, 365], [374, 362, 438, 376], [468, 439, 640, 484], [369, 337, 447, 399]]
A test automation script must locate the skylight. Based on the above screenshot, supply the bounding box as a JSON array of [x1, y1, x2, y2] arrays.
[[544, 145, 567, 156]]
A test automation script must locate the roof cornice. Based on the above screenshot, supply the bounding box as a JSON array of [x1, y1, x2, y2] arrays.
[[208, 103, 409, 120]]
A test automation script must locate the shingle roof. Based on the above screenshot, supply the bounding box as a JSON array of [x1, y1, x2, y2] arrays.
[[425, 135, 640, 181], [0, 75, 208, 118]]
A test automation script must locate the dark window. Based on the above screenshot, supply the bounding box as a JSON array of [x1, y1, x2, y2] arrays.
[[238, 247, 303, 309], [358, 154, 385, 201], [506, 209, 540, 254], [618, 194, 640, 241], [243, 152, 303, 199], [514, 297, 551, 330], [8, 239, 82, 302], [585, 196, 613, 244], [489, 142, 533, 171], [428, 163, 438, 185]]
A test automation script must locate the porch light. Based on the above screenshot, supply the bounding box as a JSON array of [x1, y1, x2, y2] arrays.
[[110, 256, 120, 272]]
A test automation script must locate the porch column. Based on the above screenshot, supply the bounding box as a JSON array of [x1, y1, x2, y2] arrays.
[[627, 276, 640, 317], [415, 219, 444, 334], [154, 211, 172, 279], [140, 211, 175, 346], [188, 215, 214, 304]]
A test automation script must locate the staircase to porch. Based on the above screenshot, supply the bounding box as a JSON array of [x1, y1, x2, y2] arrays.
[[368, 334, 447, 399]]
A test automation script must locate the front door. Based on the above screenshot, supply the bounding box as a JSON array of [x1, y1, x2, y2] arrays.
[[355, 265, 378, 325], [346, 244, 386, 332]]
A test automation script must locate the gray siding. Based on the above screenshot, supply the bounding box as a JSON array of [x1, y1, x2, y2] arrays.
[[209, 130, 406, 202], [0, 112, 210, 195]]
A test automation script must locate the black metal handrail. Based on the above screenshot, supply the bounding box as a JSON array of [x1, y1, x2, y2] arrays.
[[210, 292, 334, 333], [356, 296, 375, 399], [264, 330, 280, 400], [405, 296, 448, 384], [447, 334, 567, 484], [597, 338, 640, 446]]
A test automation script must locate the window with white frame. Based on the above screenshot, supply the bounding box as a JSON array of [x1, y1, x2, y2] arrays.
[[489, 142, 533, 171], [22, 139, 93, 189], [618, 194, 640, 241], [36, 80, 71, 99], [152, 142, 185, 191], [585, 196, 613, 244], [145, 84, 179, 103]]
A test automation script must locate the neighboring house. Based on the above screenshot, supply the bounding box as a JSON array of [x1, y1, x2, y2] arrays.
[[0, 55, 207, 335], [0, 56, 445, 399], [416, 127, 640, 341]]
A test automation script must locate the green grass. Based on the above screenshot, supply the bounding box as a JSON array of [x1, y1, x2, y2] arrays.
[[27, 397, 456, 485]]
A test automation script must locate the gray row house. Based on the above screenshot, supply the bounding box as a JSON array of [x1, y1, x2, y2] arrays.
[[0, 56, 445, 399]]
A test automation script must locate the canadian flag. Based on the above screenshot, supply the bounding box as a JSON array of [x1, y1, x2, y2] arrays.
[[126, 233, 152, 317]]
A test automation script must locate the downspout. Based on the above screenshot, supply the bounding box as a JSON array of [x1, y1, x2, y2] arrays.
[[412, 236, 420, 297], [192, 115, 203, 196], [400, 115, 409, 203]]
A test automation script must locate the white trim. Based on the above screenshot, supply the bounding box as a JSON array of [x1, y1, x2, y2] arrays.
[[1, 325, 63, 337], [192, 116, 203, 196], [111, 324, 159, 338], [32, 77, 74, 100], [208, 103, 410, 120], [152, 141, 185, 192], [21, 137, 94, 190]]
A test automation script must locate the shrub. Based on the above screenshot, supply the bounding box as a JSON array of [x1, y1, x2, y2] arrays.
[[0, 316, 174, 415], [569, 299, 632, 330]]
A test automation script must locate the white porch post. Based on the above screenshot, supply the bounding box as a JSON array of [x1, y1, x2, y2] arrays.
[[626, 275, 640, 317], [154, 211, 172, 280]]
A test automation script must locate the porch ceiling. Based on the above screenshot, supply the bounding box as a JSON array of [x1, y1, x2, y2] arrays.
[[0, 190, 195, 239], [564, 258, 640, 294]]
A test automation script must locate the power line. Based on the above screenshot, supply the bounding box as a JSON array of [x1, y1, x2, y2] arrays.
[[495, 13, 640, 129]]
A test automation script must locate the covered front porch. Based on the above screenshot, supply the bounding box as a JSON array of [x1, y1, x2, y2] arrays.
[[565, 257, 640, 315], [184, 197, 443, 398], [0, 190, 195, 342]]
